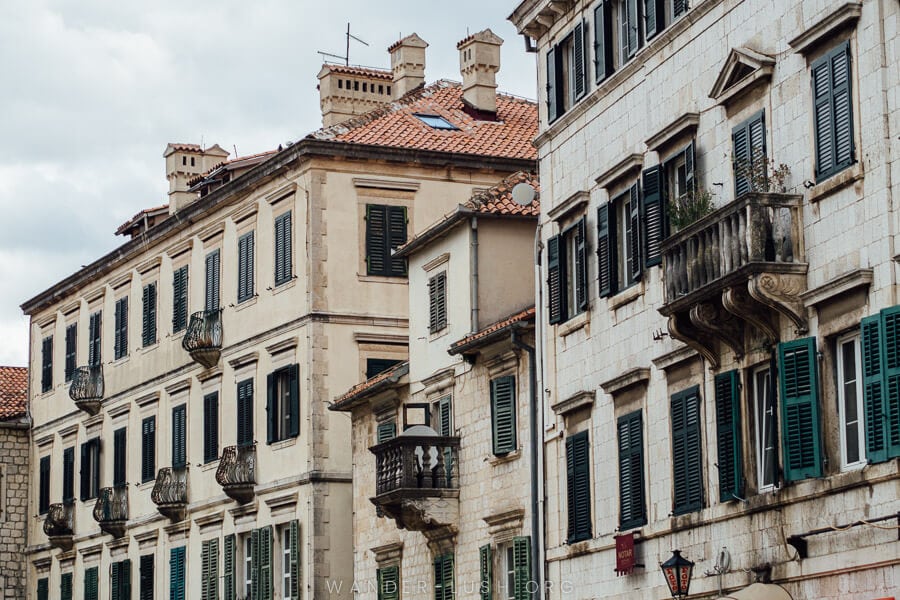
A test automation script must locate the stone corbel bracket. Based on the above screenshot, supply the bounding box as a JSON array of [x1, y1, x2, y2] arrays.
[[748, 271, 809, 334], [689, 301, 744, 360], [667, 313, 720, 369]]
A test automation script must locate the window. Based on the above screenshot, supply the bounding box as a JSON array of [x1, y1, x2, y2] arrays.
[[732, 110, 766, 197], [37, 578, 48, 600], [547, 217, 587, 323], [778, 337, 823, 481], [433, 395, 452, 437], [715, 370, 744, 501], [141, 417, 156, 483], [415, 114, 458, 130], [860, 307, 900, 463], [203, 392, 219, 463], [142, 282, 157, 347], [113, 427, 127, 487], [139, 554, 154, 600], [429, 271, 448, 333], [38, 455, 50, 513], [238, 231, 255, 303], [641, 141, 696, 266], [114, 297, 128, 359], [267, 364, 299, 443], [565, 430, 591, 542], [495, 538, 531, 600], [248, 526, 274, 599], [281, 521, 299, 599], [490, 376, 516, 456], [201, 538, 219, 600], [376, 421, 397, 444], [88, 311, 101, 366], [598, 184, 641, 297], [172, 265, 189, 333], [64, 323, 77, 381], [205, 249, 221, 311], [62, 447, 75, 503], [172, 404, 187, 469], [40, 335, 53, 393], [366, 358, 402, 379], [110, 559, 131, 600], [223, 535, 236, 600], [812, 41, 854, 181], [60, 572, 73, 600], [434, 553, 455, 600], [837, 333, 865, 469], [80, 437, 101, 500], [378, 565, 400, 600], [84, 567, 99, 600], [618, 0, 640, 62], [243, 534, 254, 598], [237, 379, 254, 447], [170, 546, 186, 600], [365, 204, 408, 277], [274, 211, 293, 286], [752, 366, 778, 490], [671, 386, 703, 515], [617, 411, 646, 528], [546, 21, 587, 122]]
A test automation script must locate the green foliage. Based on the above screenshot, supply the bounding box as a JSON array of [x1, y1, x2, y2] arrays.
[[668, 188, 715, 232], [734, 146, 792, 193]]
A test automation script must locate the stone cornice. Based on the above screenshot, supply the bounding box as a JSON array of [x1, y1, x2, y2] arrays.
[[789, 2, 862, 55]]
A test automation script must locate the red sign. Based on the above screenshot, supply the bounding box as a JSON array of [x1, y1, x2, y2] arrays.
[[615, 533, 636, 576]]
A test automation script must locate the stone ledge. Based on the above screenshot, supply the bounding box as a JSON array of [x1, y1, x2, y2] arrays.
[[645, 113, 700, 154], [808, 163, 864, 203], [551, 390, 595, 417], [789, 2, 862, 55], [594, 154, 643, 191], [600, 368, 650, 396], [547, 190, 589, 222], [801, 268, 873, 308], [651, 345, 699, 371]]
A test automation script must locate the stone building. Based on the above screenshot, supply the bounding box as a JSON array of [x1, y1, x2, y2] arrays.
[[0, 366, 28, 599], [509, 0, 899, 598], [20, 30, 535, 600], [331, 171, 540, 600]]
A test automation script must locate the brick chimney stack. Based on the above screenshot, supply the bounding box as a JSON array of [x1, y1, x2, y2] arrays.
[[163, 143, 229, 214], [389, 33, 427, 99], [457, 29, 503, 115]]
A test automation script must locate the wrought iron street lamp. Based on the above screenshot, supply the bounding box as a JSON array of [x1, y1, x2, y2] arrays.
[[660, 549, 694, 599]]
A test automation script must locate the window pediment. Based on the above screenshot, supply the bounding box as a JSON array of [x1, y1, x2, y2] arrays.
[[709, 47, 775, 107]]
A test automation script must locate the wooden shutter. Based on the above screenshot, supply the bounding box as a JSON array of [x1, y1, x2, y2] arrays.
[[205, 249, 221, 311], [89, 439, 100, 498], [645, 0, 665, 40], [491, 376, 517, 455], [377, 421, 397, 443], [547, 234, 565, 323], [813, 42, 854, 180], [438, 396, 452, 436], [63, 447, 75, 502], [672, 387, 703, 514], [114, 297, 127, 359], [289, 363, 300, 438], [861, 314, 886, 463], [779, 337, 822, 481], [112, 559, 131, 600], [172, 404, 187, 469], [204, 392, 219, 463], [223, 534, 236, 600], [617, 411, 646, 528], [238, 231, 255, 302], [733, 111, 765, 197], [573, 20, 586, 100], [88, 311, 102, 366], [142, 283, 156, 347], [275, 211, 293, 285], [289, 520, 300, 599], [65, 323, 77, 381], [37, 578, 49, 600], [80, 441, 90, 501], [257, 526, 273, 600], [39, 456, 50, 513], [434, 554, 454, 600], [111, 562, 120, 600], [673, 0, 688, 17], [238, 379, 254, 447], [113, 427, 127, 487], [546, 47, 558, 122], [715, 371, 743, 502], [627, 184, 642, 283], [594, 1, 613, 82], [478, 545, 491, 600], [266, 372, 277, 444], [429, 271, 448, 333], [641, 166, 664, 268], [624, 0, 639, 58], [388, 206, 408, 277], [830, 43, 854, 173], [565, 431, 592, 542], [378, 566, 399, 600], [139, 554, 154, 600], [172, 266, 189, 332], [513, 537, 531, 600], [597, 204, 615, 297], [365, 204, 387, 276], [141, 416, 156, 482], [879, 307, 900, 458], [85, 567, 99, 600], [41, 336, 52, 392], [170, 546, 186, 600], [683, 140, 696, 195], [366, 358, 401, 379], [60, 573, 73, 600], [202, 539, 219, 600], [575, 217, 588, 311]]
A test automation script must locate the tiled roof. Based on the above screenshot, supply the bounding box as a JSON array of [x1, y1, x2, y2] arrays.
[[322, 63, 392, 79], [166, 142, 202, 152], [115, 204, 169, 236], [308, 80, 537, 160], [331, 361, 409, 411], [0, 366, 27, 420], [448, 307, 535, 355]]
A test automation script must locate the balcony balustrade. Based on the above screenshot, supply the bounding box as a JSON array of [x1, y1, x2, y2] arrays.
[[182, 309, 223, 369], [68, 365, 104, 415], [93, 485, 128, 538], [151, 466, 188, 522], [43, 501, 74, 550], [659, 192, 807, 367], [215, 444, 256, 503]]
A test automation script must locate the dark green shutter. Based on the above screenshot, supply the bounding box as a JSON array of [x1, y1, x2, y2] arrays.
[[478, 544, 491, 600], [113, 427, 127, 487], [266, 372, 276, 444], [39, 456, 50, 513], [379, 565, 399, 600], [365, 204, 387, 275], [813, 42, 854, 181], [683, 140, 696, 195], [715, 371, 743, 502], [778, 337, 822, 481], [111, 562, 119, 600], [238, 231, 255, 302], [112, 559, 131, 600], [90, 438, 100, 498], [206, 249, 221, 311], [547, 234, 565, 323], [142, 416, 156, 482], [366, 358, 402, 379], [289, 520, 300, 599], [377, 421, 397, 443], [85, 567, 99, 600], [624, 0, 639, 58], [574, 218, 588, 311], [41, 336, 52, 392], [223, 534, 236, 600], [60, 573, 73, 600], [204, 392, 219, 463], [597, 204, 615, 297], [65, 323, 77, 381], [645, 0, 665, 40], [238, 379, 254, 447], [37, 578, 49, 600], [63, 447, 75, 502], [628, 183, 641, 283], [170, 546, 186, 600], [733, 111, 766, 196], [438, 396, 452, 436], [566, 431, 592, 543], [641, 165, 664, 268], [88, 311, 102, 366], [172, 266, 189, 333], [513, 536, 531, 600], [573, 20, 586, 100], [275, 211, 293, 285], [879, 307, 900, 458], [289, 364, 300, 438], [114, 297, 127, 359], [257, 526, 274, 600], [861, 314, 887, 462], [434, 554, 454, 600], [491, 376, 517, 455], [594, 1, 613, 82], [672, 387, 703, 514], [80, 441, 89, 501], [142, 282, 157, 347], [388, 206, 408, 277], [172, 404, 187, 469], [617, 411, 646, 529], [429, 271, 448, 333], [202, 539, 219, 600], [139, 554, 154, 600], [546, 47, 558, 122], [673, 0, 688, 17]]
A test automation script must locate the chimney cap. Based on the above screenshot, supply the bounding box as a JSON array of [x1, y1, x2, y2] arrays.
[[388, 32, 428, 53], [457, 28, 503, 50]]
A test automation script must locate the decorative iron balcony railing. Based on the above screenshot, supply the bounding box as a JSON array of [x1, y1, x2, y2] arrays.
[[371, 435, 460, 497], [216, 444, 256, 503], [182, 309, 223, 369], [43, 502, 74, 539], [68, 365, 104, 414], [151, 467, 188, 521], [93, 485, 128, 538]]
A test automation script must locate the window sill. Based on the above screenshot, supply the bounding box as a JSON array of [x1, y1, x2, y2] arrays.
[[235, 296, 259, 311], [428, 327, 449, 342], [488, 448, 521, 466], [112, 355, 130, 367], [808, 163, 863, 203], [201, 459, 220, 472], [139, 480, 155, 490], [140, 342, 159, 355], [557, 311, 589, 338], [271, 278, 297, 295], [608, 281, 644, 310], [269, 436, 298, 451], [357, 274, 408, 285]]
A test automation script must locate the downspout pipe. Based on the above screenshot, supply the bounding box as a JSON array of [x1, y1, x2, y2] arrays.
[[511, 330, 541, 595], [470, 217, 479, 333]]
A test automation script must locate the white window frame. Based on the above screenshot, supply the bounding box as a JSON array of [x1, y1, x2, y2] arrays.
[[243, 535, 253, 597], [837, 332, 866, 470], [615, 193, 633, 292], [501, 544, 515, 600], [281, 524, 292, 597], [753, 365, 777, 492]]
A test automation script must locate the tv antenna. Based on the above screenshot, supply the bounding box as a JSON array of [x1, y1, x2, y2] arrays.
[[317, 23, 369, 66]]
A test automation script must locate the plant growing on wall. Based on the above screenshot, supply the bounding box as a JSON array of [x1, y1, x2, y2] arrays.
[[734, 146, 792, 193], [668, 187, 715, 232]]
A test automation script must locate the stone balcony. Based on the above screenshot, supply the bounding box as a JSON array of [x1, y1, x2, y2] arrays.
[[182, 309, 223, 369], [43, 501, 74, 550], [216, 444, 256, 503], [369, 427, 460, 532], [659, 192, 807, 368], [151, 466, 188, 522], [68, 365, 104, 415], [93, 485, 128, 538]]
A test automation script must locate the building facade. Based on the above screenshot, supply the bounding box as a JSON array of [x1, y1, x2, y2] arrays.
[[0, 366, 28, 599], [510, 0, 899, 598], [21, 31, 535, 600]]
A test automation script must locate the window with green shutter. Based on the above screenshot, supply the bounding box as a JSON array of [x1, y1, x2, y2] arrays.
[[715, 371, 743, 502], [41, 335, 52, 392], [205, 249, 221, 311], [237, 379, 254, 447], [256, 525, 274, 600], [60, 572, 72, 600], [142, 282, 157, 347], [565, 431, 592, 543], [84, 566, 99, 600], [512, 536, 531, 600], [434, 553, 454, 600], [80, 437, 101, 500], [365, 204, 408, 277], [141, 416, 156, 483], [114, 297, 128, 359], [491, 375, 517, 456], [62, 447, 75, 503], [478, 545, 491, 600], [267, 364, 299, 444], [428, 271, 448, 333], [274, 211, 293, 286], [111, 559, 131, 600], [172, 404, 187, 469], [548, 217, 587, 322], [88, 310, 102, 366], [671, 386, 703, 515], [778, 337, 822, 481], [594, 1, 614, 83], [172, 265, 189, 333], [812, 41, 854, 182], [65, 323, 77, 381], [204, 392, 219, 463], [139, 554, 154, 600], [366, 358, 402, 379], [288, 520, 300, 599], [38, 455, 50, 513], [378, 565, 400, 600], [170, 546, 186, 600], [113, 427, 127, 487], [223, 534, 236, 600], [546, 22, 587, 122], [238, 231, 255, 303], [37, 577, 48, 600], [861, 306, 900, 463], [202, 538, 219, 600], [377, 421, 397, 444], [617, 411, 646, 529], [732, 110, 766, 197]]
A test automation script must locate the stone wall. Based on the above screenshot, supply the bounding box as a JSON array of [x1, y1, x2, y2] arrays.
[[0, 422, 28, 600]]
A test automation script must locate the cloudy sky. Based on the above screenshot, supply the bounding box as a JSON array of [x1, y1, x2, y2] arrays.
[[0, 1, 538, 366]]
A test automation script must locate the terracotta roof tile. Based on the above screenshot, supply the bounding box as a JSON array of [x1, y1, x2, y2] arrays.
[[464, 171, 540, 216], [331, 361, 409, 410], [166, 142, 202, 152], [0, 366, 27, 420], [449, 307, 535, 355], [115, 204, 169, 236], [308, 80, 537, 160], [322, 63, 392, 80]]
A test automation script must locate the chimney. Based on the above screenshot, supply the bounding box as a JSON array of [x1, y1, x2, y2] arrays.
[[457, 29, 503, 114], [317, 64, 394, 127], [163, 143, 229, 214], [389, 33, 427, 99]]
